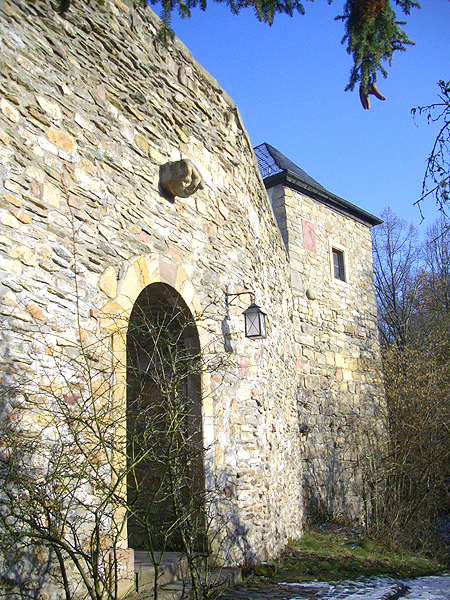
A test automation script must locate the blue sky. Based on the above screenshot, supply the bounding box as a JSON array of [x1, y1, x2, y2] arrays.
[[154, 0, 450, 234]]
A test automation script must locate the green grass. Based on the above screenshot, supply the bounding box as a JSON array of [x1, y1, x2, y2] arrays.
[[252, 527, 448, 585]]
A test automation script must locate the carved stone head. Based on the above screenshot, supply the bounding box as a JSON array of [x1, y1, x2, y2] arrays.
[[160, 159, 203, 198]]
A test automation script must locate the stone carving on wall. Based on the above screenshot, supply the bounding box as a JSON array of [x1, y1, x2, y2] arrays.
[[160, 159, 203, 198], [306, 288, 316, 301]]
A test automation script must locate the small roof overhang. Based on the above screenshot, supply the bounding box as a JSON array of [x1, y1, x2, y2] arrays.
[[264, 169, 382, 228]]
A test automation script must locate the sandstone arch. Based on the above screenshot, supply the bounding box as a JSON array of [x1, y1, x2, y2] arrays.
[[98, 256, 215, 551]]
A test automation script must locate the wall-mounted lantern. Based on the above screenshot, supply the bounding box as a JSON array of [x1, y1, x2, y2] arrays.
[[225, 287, 267, 340]]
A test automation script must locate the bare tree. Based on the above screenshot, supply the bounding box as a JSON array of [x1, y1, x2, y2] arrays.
[[372, 207, 420, 347], [371, 211, 450, 554], [0, 284, 229, 600], [412, 80, 450, 213], [0, 316, 129, 600], [380, 340, 450, 552], [422, 217, 450, 318]]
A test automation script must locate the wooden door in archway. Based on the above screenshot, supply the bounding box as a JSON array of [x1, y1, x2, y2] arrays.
[[126, 283, 204, 551]]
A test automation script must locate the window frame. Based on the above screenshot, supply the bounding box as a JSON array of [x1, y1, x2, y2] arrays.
[[330, 243, 348, 284]]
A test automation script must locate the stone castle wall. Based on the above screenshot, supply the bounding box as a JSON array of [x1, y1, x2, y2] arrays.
[[0, 0, 386, 595], [0, 0, 303, 589], [268, 183, 385, 522]]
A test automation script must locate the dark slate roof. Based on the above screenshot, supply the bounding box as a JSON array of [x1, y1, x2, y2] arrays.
[[254, 143, 326, 190], [254, 142, 381, 227]]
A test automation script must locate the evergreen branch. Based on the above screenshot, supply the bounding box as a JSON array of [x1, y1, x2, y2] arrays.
[[337, 0, 416, 96], [56, 0, 71, 14]]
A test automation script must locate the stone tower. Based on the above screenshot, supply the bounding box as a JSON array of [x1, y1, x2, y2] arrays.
[[255, 143, 385, 522]]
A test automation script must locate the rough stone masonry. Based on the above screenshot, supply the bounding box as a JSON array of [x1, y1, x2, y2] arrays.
[[0, 0, 385, 596]]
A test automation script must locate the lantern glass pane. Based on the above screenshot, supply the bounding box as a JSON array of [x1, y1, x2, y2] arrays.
[[245, 311, 260, 338], [259, 312, 266, 337]]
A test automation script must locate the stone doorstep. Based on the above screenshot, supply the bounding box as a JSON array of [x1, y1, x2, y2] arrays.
[[157, 569, 242, 600], [134, 551, 187, 591], [132, 551, 242, 599]]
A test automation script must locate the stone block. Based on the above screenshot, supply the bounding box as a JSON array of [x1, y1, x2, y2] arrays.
[[0, 129, 9, 145], [4, 180, 20, 194], [335, 353, 345, 367], [159, 259, 178, 287], [48, 129, 75, 154], [1, 98, 20, 122], [1, 212, 20, 228], [11, 209, 31, 224], [10, 245, 36, 266], [99, 266, 118, 299], [42, 182, 61, 207], [99, 301, 129, 331], [4, 193, 22, 207], [36, 96, 62, 120], [26, 304, 46, 321]]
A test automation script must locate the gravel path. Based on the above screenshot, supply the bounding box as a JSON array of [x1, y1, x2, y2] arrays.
[[218, 582, 329, 599]]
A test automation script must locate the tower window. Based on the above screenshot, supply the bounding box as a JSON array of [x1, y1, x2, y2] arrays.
[[332, 248, 346, 282]]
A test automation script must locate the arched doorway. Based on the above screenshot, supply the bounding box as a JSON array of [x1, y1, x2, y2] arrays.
[[126, 283, 204, 551]]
